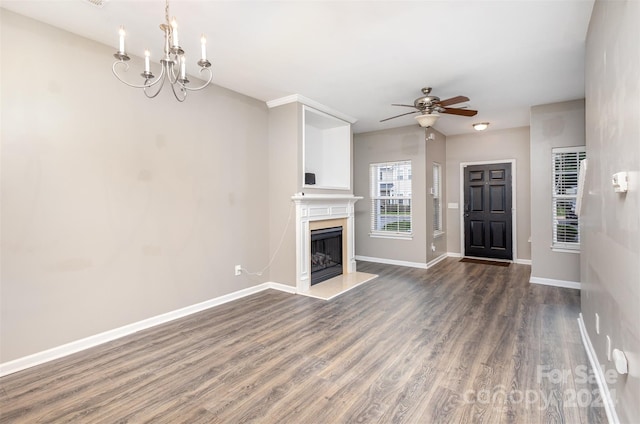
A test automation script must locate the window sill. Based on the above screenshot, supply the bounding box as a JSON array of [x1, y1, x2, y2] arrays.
[[551, 246, 581, 254], [433, 231, 445, 239], [369, 232, 413, 240]]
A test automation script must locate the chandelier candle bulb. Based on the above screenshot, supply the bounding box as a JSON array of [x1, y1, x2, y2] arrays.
[[200, 35, 207, 61], [180, 56, 186, 80], [144, 50, 150, 73], [118, 26, 125, 53], [171, 17, 179, 48]]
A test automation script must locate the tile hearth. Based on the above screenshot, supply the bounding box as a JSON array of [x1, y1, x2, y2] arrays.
[[305, 271, 378, 300]]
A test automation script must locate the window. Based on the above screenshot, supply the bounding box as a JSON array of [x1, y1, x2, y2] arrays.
[[370, 161, 412, 237], [552, 146, 586, 250], [433, 163, 443, 235]]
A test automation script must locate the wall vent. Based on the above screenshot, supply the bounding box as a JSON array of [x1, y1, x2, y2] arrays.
[[82, 0, 107, 8]]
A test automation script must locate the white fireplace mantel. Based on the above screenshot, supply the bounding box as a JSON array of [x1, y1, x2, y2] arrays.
[[291, 194, 362, 293]]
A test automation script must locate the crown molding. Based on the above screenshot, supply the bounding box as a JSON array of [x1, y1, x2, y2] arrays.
[[266, 94, 357, 124]]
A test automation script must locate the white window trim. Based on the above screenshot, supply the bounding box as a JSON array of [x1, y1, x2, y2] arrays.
[[369, 160, 413, 238], [433, 162, 443, 236], [551, 246, 581, 254], [369, 232, 414, 240], [551, 146, 585, 251]]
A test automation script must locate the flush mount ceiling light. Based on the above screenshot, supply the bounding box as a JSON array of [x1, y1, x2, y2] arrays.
[[415, 113, 440, 128], [473, 122, 490, 131], [112, 0, 212, 102]]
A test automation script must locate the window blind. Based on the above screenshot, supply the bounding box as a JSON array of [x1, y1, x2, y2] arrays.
[[433, 163, 442, 234], [552, 146, 586, 249]]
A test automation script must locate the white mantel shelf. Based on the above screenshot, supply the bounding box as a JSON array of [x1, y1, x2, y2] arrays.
[[291, 194, 362, 293], [291, 193, 363, 201]]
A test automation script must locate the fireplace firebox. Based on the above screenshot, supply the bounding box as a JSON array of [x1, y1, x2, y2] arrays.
[[310, 226, 343, 285]]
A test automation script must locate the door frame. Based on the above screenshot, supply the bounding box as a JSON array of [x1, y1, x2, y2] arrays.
[[459, 159, 517, 262]]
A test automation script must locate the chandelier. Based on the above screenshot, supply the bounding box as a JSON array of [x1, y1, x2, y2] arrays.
[[112, 0, 213, 102]]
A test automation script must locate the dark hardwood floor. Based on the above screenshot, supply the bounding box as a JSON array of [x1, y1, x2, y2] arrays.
[[0, 259, 607, 423]]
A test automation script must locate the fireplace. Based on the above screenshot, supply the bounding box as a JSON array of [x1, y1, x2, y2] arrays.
[[291, 194, 361, 293], [310, 227, 343, 285]]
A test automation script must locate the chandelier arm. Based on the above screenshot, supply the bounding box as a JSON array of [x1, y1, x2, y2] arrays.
[[182, 67, 214, 91], [143, 72, 167, 99], [112, 60, 165, 89], [170, 82, 187, 102], [166, 60, 180, 84]]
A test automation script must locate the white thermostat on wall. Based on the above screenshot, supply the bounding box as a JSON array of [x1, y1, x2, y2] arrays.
[[612, 172, 628, 193]]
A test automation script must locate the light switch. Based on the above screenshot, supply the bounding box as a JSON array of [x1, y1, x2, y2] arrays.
[[612, 172, 628, 193]]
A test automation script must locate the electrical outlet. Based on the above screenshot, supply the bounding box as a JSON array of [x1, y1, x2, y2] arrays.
[[606, 335, 612, 361], [234, 265, 242, 276], [595, 313, 600, 334]]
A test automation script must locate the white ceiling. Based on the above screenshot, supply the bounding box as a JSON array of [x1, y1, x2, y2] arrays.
[[1, 0, 594, 135]]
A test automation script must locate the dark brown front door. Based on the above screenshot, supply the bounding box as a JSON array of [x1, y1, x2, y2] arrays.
[[463, 163, 513, 260]]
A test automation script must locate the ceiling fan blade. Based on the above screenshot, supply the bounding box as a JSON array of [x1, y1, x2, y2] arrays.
[[391, 104, 417, 108], [380, 110, 419, 122], [438, 96, 470, 107], [441, 107, 478, 117]]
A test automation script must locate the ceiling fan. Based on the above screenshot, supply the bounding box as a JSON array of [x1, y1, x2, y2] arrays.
[[381, 87, 478, 127]]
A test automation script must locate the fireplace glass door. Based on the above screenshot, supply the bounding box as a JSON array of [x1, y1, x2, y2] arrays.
[[310, 227, 343, 285]]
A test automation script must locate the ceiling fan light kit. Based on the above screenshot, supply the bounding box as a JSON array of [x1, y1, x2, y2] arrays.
[[473, 122, 490, 131], [415, 113, 440, 128], [111, 0, 213, 102], [381, 87, 478, 128]]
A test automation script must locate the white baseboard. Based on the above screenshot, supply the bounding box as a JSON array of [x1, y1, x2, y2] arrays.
[[529, 276, 580, 290], [426, 253, 448, 268], [355, 255, 427, 269], [355, 254, 448, 271], [447, 252, 462, 258], [577, 313, 620, 424], [0, 282, 296, 377], [263, 282, 297, 294]]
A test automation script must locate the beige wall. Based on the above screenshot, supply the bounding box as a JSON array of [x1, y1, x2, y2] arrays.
[[267, 103, 299, 286], [353, 125, 431, 265], [582, 0, 640, 421], [530, 99, 585, 283], [446, 127, 531, 261], [1, 11, 270, 361]]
